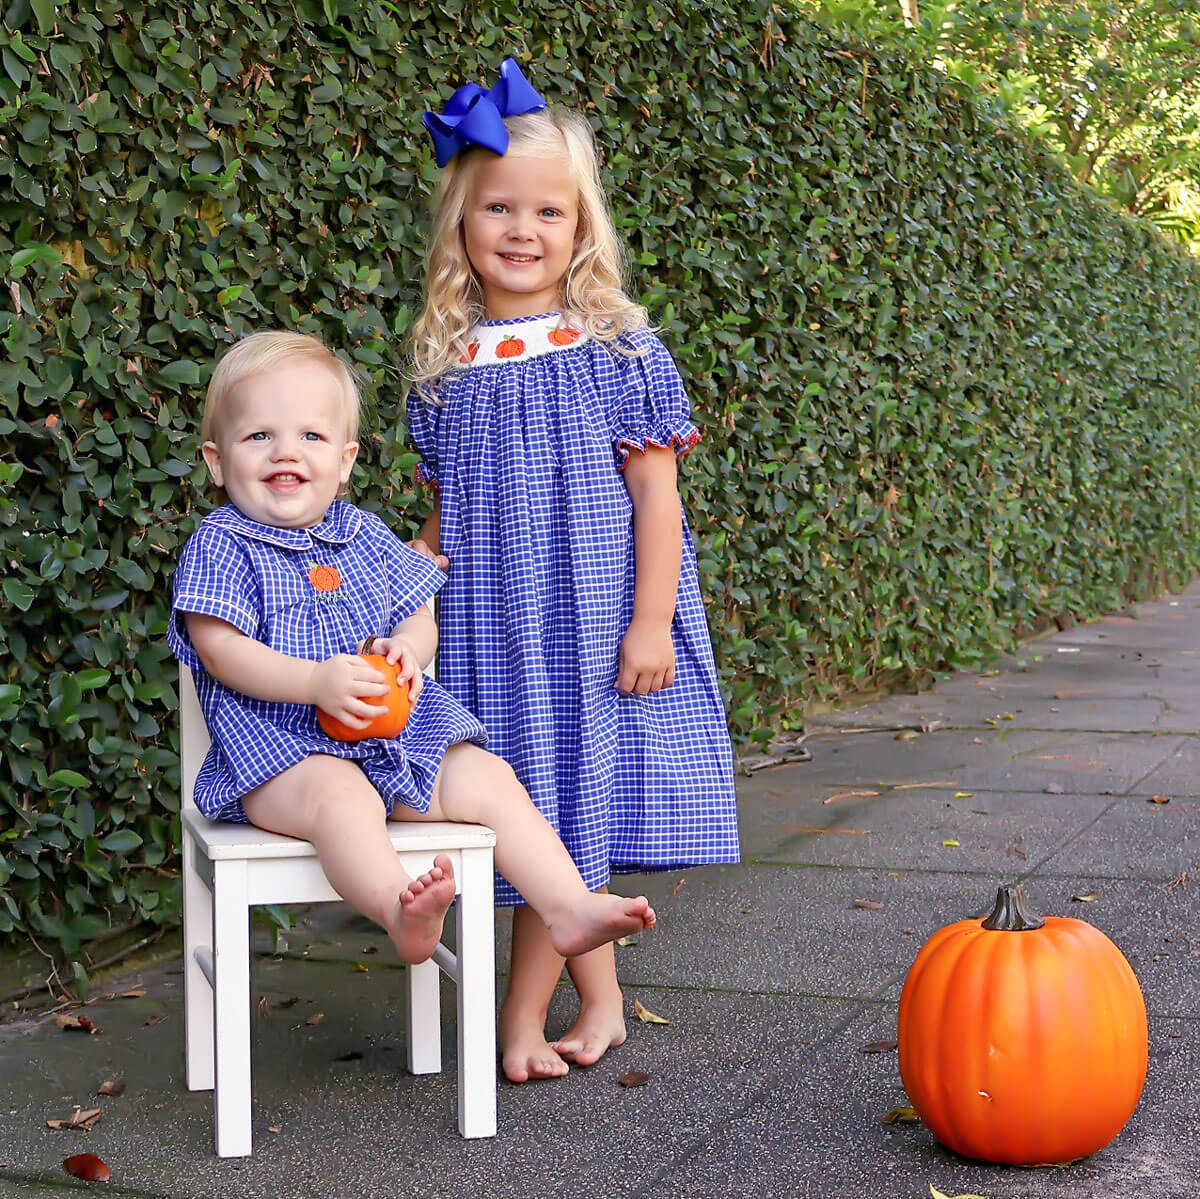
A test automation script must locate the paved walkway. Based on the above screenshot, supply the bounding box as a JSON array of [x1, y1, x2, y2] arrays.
[[1, 588, 1197, 1197]]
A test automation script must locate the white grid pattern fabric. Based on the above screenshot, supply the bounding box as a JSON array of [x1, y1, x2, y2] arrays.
[[407, 313, 740, 907], [167, 500, 487, 823]]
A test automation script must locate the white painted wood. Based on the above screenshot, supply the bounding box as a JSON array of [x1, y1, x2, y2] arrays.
[[406, 958, 442, 1075], [454, 845, 497, 1138], [211, 858, 252, 1157], [182, 822, 215, 1092], [177, 663, 498, 1155]]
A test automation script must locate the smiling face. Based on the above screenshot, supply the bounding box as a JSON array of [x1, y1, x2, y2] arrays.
[[201, 360, 358, 529], [462, 151, 580, 319]]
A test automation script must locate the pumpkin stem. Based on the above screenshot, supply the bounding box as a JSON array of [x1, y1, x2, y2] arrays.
[[981, 884, 1045, 931]]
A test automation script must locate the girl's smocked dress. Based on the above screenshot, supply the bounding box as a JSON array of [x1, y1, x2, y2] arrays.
[[168, 500, 486, 823], [408, 313, 740, 905]]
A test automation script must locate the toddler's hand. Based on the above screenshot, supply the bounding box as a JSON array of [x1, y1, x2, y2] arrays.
[[410, 539, 450, 572], [309, 654, 390, 729], [616, 619, 675, 695], [368, 635, 424, 706]]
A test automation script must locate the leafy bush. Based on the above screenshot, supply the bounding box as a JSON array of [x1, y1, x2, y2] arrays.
[[2, 1, 1198, 973]]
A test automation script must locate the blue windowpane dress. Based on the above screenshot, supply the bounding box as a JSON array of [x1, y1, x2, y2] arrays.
[[407, 313, 740, 906], [168, 500, 486, 823]]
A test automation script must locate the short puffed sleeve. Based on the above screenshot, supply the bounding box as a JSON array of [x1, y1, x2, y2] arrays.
[[610, 330, 702, 471], [363, 512, 448, 624], [406, 389, 441, 489], [168, 524, 262, 669]]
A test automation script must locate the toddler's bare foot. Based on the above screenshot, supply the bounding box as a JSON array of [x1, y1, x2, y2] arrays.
[[547, 894, 655, 960], [386, 854, 455, 964], [499, 1004, 569, 1084], [551, 989, 627, 1067]]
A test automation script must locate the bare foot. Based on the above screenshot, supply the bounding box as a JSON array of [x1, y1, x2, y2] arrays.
[[552, 990, 627, 1067], [499, 1004, 569, 1083], [386, 854, 455, 964], [547, 894, 656, 960]]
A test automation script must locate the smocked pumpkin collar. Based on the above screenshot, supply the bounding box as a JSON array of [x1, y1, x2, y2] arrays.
[[451, 311, 590, 370]]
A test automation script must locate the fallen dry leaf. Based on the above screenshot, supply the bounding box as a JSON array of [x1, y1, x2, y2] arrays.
[[1149, 795, 1171, 805], [63, 1152, 110, 1182], [119, 988, 146, 999], [930, 1186, 990, 1199], [669, 878, 686, 900], [353, 962, 369, 973], [47, 1107, 102, 1132], [881, 1105, 920, 1124], [953, 791, 974, 799], [941, 839, 960, 847], [54, 1013, 98, 1035], [860, 1039, 897, 1053], [96, 1078, 125, 1097], [257, 996, 270, 1018], [268, 1126, 282, 1133], [893, 781, 957, 791], [895, 730, 921, 741], [633, 999, 672, 1026], [853, 898, 885, 911], [306, 1012, 325, 1026], [823, 789, 879, 804], [616, 936, 639, 947], [618, 1071, 651, 1088], [144, 1014, 163, 1026], [1072, 891, 1099, 903], [774, 826, 872, 835]]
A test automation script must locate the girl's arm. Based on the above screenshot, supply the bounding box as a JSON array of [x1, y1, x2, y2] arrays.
[[617, 445, 682, 694], [184, 611, 394, 729], [411, 497, 449, 571]]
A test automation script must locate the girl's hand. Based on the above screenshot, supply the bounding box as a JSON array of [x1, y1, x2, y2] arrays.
[[309, 654, 391, 730], [410, 538, 450, 572], [616, 619, 676, 695], [367, 635, 425, 705]]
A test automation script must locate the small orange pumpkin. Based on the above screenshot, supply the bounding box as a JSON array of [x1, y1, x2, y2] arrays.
[[317, 654, 411, 742], [898, 884, 1147, 1165], [548, 326, 580, 346], [495, 337, 525, 358]]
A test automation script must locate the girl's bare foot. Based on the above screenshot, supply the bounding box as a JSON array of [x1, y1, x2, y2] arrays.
[[547, 894, 655, 960], [386, 854, 456, 964], [551, 987, 627, 1066], [499, 1004, 569, 1083]]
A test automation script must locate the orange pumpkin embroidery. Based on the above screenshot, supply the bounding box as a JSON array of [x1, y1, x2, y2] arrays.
[[308, 562, 342, 592], [548, 326, 580, 346], [496, 337, 525, 358]]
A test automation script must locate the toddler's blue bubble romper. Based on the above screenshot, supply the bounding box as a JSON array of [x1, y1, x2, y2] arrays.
[[168, 500, 486, 822], [407, 314, 740, 904]]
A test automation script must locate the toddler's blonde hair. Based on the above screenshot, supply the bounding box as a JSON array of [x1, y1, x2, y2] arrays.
[[202, 331, 361, 446], [409, 107, 647, 398]]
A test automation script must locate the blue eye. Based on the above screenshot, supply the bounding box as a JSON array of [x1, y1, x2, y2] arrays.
[[303, 432, 322, 441], [248, 431, 268, 441]]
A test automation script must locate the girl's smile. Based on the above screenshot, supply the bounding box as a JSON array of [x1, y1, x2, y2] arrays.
[[463, 152, 579, 319]]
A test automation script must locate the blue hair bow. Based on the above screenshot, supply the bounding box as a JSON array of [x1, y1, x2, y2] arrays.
[[422, 58, 547, 168]]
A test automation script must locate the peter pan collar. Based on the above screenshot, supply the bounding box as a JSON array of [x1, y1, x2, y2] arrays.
[[205, 501, 362, 549]]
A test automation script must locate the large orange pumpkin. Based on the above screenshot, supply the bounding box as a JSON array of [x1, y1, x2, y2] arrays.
[[317, 654, 410, 742], [897, 884, 1147, 1165]]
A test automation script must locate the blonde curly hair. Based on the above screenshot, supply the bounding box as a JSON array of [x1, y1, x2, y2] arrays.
[[409, 107, 647, 399]]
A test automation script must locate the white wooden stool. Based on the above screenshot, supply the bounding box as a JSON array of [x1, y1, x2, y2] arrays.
[[178, 664, 498, 1156]]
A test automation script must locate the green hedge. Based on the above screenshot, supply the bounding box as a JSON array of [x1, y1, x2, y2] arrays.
[[2, 1, 1199, 973]]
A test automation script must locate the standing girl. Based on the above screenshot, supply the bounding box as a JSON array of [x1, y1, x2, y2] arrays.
[[408, 60, 740, 1082]]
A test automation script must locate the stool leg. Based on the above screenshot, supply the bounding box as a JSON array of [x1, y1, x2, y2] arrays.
[[406, 957, 442, 1074], [455, 846, 497, 1138], [212, 859, 253, 1157], [182, 827, 215, 1092]]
